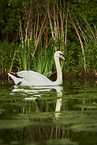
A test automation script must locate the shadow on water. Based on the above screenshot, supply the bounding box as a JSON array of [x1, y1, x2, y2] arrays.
[[0, 78, 97, 145]]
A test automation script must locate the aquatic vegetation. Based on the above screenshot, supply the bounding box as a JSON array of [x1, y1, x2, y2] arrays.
[[0, 119, 34, 129], [45, 139, 78, 145], [0, 81, 97, 145]]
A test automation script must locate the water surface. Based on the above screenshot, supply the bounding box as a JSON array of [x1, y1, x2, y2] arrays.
[[0, 79, 97, 145]]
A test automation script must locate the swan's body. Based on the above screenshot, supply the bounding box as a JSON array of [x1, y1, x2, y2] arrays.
[[8, 51, 65, 86]]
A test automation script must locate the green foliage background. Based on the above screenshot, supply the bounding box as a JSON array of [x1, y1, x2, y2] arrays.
[[0, 0, 97, 77]]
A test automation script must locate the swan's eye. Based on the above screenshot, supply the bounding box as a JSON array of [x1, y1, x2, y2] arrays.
[[59, 53, 65, 60], [59, 53, 63, 57]]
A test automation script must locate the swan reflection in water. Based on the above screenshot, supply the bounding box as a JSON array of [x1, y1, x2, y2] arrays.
[[11, 85, 63, 119]]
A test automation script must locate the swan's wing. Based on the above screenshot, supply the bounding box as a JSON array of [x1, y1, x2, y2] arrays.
[[17, 70, 51, 85]]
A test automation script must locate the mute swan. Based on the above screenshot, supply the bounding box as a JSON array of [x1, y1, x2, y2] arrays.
[[8, 51, 65, 86]]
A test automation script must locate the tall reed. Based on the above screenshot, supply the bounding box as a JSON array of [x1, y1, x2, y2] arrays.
[[34, 47, 54, 78]]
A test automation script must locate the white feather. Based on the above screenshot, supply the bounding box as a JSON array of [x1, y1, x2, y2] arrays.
[[8, 51, 65, 86]]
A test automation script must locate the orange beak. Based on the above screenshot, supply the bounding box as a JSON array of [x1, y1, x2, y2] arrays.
[[60, 55, 65, 60]]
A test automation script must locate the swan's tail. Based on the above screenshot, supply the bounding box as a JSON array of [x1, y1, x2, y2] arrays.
[[8, 73, 22, 85]]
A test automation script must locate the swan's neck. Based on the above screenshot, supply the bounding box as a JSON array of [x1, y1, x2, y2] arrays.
[[54, 56, 62, 85]]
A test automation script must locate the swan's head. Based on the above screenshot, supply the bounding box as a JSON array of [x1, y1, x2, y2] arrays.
[[54, 51, 65, 60]]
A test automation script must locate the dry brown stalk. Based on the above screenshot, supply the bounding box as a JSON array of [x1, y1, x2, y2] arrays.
[[65, 9, 69, 46], [72, 12, 88, 44], [47, 0, 67, 51], [18, 9, 24, 48], [75, 8, 97, 45], [33, 14, 47, 57], [47, 0, 55, 39], [69, 11, 87, 73]]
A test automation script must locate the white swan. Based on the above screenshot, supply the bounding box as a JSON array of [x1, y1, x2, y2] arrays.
[[8, 51, 65, 86]]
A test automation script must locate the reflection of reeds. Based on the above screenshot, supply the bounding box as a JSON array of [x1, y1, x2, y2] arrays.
[[20, 124, 71, 142]]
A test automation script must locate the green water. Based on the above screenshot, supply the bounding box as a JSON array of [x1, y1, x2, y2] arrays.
[[0, 79, 97, 145]]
